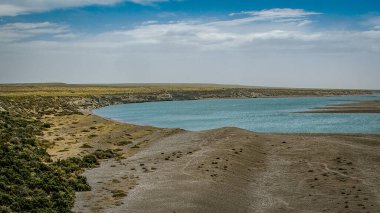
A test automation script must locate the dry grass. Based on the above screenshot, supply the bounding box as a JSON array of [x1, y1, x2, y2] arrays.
[[0, 83, 229, 97], [0, 83, 371, 98]]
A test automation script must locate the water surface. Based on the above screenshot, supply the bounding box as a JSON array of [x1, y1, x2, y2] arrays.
[[94, 95, 380, 133]]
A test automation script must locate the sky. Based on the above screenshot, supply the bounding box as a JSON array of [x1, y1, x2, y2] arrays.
[[0, 1, 380, 89]]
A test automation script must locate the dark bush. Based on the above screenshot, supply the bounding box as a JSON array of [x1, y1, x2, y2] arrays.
[[0, 111, 120, 212], [42, 123, 51, 128]]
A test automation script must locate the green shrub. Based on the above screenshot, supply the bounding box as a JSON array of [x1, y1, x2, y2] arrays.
[[0, 112, 120, 212], [42, 123, 51, 128]]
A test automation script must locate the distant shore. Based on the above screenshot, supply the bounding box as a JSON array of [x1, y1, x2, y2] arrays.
[[0, 83, 373, 114], [303, 100, 380, 113]]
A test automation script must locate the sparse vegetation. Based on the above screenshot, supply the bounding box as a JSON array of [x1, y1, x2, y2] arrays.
[[0, 111, 119, 212], [116, 140, 132, 146], [112, 179, 120, 183], [42, 123, 51, 128], [131, 144, 140, 149], [111, 190, 126, 198], [0, 84, 226, 97], [80, 143, 93, 148], [88, 134, 98, 138]]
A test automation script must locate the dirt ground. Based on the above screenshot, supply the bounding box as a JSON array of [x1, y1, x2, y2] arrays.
[[58, 122, 380, 213]]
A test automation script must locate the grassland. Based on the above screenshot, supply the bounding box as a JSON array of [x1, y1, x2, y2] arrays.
[[0, 83, 371, 97], [0, 83, 225, 97]]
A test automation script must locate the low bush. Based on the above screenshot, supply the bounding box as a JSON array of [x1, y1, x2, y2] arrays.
[[0, 112, 119, 212]]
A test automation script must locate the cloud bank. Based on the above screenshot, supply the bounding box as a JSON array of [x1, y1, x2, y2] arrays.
[[1, 9, 380, 89], [0, 0, 168, 16]]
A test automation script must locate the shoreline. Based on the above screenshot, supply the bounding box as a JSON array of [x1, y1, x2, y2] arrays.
[[0, 85, 379, 212], [91, 95, 380, 135], [90, 93, 376, 111], [302, 100, 380, 113], [72, 100, 380, 212]]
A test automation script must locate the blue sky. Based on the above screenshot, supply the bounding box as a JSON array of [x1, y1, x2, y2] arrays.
[[1, 0, 380, 89], [2, 0, 380, 32]]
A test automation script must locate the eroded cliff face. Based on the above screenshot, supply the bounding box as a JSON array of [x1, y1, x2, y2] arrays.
[[0, 87, 372, 119], [62, 88, 374, 112]]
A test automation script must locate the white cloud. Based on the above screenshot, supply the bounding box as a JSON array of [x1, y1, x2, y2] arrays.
[[53, 33, 78, 39], [0, 22, 69, 43], [1, 9, 378, 52], [360, 30, 380, 39], [2, 9, 378, 52], [141, 20, 159, 25], [86, 9, 322, 50], [234, 8, 320, 19], [0, 9, 379, 89], [363, 16, 380, 27], [224, 8, 320, 26], [0, 4, 26, 16], [108, 22, 322, 50], [297, 20, 312, 27], [128, 0, 168, 5], [0, 0, 168, 16]]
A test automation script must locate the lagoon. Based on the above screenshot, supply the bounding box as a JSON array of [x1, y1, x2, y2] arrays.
[[94, 95, 380, 134]]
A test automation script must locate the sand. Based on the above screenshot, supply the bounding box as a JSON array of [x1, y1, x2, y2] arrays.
[[304, 100, 380, 113], [64, 122, 380, 212]]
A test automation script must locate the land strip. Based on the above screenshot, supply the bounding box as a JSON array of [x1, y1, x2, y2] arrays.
[[304, 100, 380, 113], [0, 84, 378, 212]]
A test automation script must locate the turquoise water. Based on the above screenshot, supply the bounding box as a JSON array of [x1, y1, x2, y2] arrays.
[[94, 95, 380, 133]]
